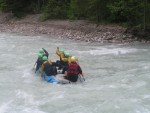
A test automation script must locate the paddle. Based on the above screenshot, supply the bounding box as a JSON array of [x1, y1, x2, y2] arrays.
[[33, 60, 37, 71], [78, 74, 85, 83], [32, 63, 36, 73], [82, 76, 85, 81]]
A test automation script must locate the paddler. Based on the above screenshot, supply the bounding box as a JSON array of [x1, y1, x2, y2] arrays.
[[41, 56, 58, 84], [64, 56, 84, 82], [56, 47, 70, 74]]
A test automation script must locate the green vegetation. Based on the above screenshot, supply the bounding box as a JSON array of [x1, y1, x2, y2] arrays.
[[0, 0, 150, 29]]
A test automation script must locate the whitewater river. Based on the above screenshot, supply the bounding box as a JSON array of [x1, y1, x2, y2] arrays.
[[0, 32, 150, 113]]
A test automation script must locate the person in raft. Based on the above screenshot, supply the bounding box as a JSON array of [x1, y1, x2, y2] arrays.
[[64, 56, 84, 82], [60, 52, 71, 74], [33, 49, 44, 69], [41, 56, 58, 84], [56, 47, 65, 67], [56, 47, 70, 74], [34, 48, 49, 73]]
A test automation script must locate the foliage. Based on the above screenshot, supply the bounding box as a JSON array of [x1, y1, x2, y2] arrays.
[[0, 0, 149, 28], [67, 0, 89, 19], [87, 0, 111, 22], [41, 0, 69, 20], [108, 0, 143, 26]]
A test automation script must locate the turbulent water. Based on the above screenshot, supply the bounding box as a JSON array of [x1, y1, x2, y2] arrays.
[[0, 32, 150, 113]]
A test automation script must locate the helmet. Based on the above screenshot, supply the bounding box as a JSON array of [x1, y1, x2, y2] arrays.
[[65, 52, 70, 58], [39, 49, 44, 54], [38, 53, 43, 58], [42, 56, 48, 61], [59, 49, 64, 54], [72, 56, 78, 62], [70, 56, 76, 63]]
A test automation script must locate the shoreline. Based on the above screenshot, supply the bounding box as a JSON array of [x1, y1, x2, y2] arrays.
[[0, 14, 148, 43]]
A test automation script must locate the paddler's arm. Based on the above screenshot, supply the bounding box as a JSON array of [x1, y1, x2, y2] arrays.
[[78, 65, 83, 76], [42, 48, 49, 57], [56, 47, 61, 56], [78, 65, 85, 81], [60, 54, 68, 62], [52, 62, 59, 66]]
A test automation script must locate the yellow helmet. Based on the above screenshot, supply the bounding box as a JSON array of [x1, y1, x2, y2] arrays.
[[70, 56, 76, 63]]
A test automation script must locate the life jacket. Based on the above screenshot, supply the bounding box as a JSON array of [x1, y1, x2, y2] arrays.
[[44, 61, 57, 76], [67, 63, 78, 75]]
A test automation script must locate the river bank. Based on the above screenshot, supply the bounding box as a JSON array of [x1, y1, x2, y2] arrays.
[[0, 13, 149, 43]]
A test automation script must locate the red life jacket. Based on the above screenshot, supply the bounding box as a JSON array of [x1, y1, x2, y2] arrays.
[[67, 63, 78, 75]]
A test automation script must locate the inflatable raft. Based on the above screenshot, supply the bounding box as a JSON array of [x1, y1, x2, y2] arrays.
[[34, 68, 85, 84]]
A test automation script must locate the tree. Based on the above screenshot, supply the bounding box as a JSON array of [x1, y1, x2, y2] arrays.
[[144, 0, 150, 30], [108, 0, 143, 26], [68, 0, 88, 19], [41, 0, 70, 20], [87, 0, 110, 22]]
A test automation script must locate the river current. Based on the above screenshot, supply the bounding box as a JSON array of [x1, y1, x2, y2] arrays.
[[0, 32, 150, 113]]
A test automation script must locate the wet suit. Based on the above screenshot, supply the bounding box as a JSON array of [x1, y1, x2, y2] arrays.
[[35, 57, 43, 73]]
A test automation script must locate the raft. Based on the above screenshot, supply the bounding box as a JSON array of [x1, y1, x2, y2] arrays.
[[56, 74, 85, 84], [34, 68, 85, 84]]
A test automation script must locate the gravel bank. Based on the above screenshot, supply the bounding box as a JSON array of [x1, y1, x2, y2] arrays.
[[0, 13, 145, 43]]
